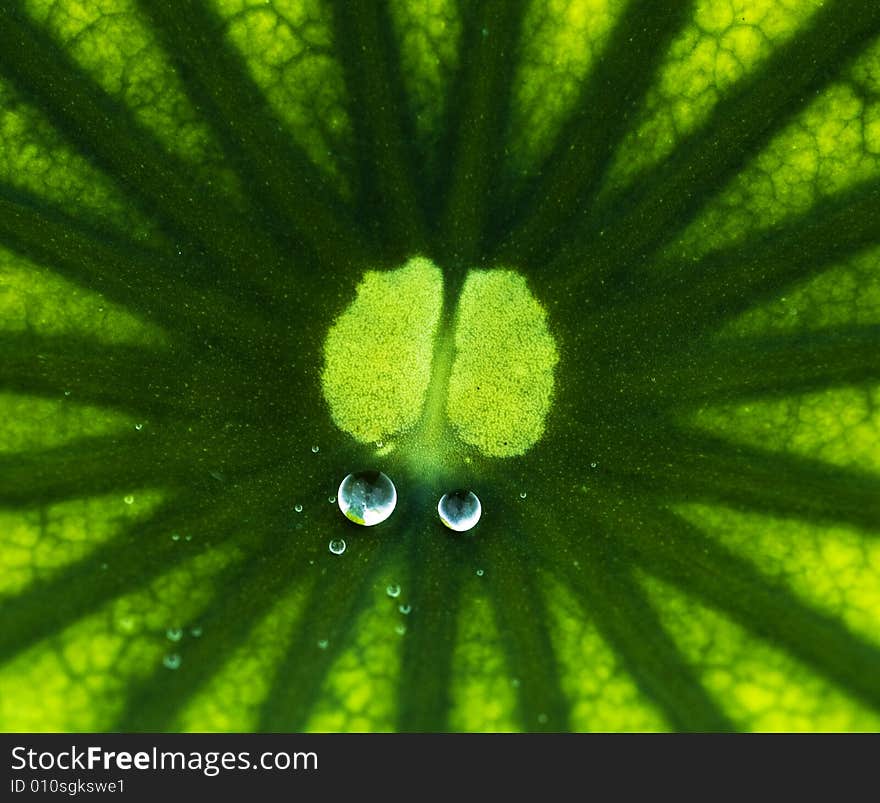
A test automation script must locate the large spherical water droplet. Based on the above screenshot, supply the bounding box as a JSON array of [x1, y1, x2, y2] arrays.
[[337, 470, 397, 526], [438, 489, 482, 532]]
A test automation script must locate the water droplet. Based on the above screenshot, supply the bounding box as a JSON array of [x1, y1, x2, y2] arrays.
[[328, 496, 336, 504], [438, 489, 482, 532], [63, 390, 71, 397], [519, 491, 527, 499], [294, 504, 303, 513], [590, 462, 598, 469], [134, 423, 143, 431], [119, 616, 135, 633], [537, 713, 549, 725], [386, 584, 401, 598], [311, 445, 320, 453], [171, 533, 181, 541], [398, 603, 412, 615], [163, 653, 181, 670], [511, 678, 521, 688], [317, 639, 329, 650], [190, 626, 203, 638], [476, 569, 484, 577], [100, 562, 109, 571], [375, 441, 384, 449], [337, 470, 397, 526], [123, 495, 134, 505], [395, 624, 407, 636], [329, 538, 347, 555], [184, 534, 192, 542], [166, 628, 183, 642]]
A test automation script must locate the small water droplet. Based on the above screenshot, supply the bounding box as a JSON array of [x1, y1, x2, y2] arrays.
[[337, 470, 397, 526], [100, 562, 109, 571], [328, 496, 336, 504], [294, 504, 303, 513], [134, 423, 143, 431], [519, 491, 527, 499], [398, 603, 412, 615], [63, 390, 71, 397], [171, 533, 181, 541], [184, 534, 192, 542], [386, 584, 401, 598], [537, 713, 549, 725], [590, 462, 598, 469], [166, 628, 183, 642], [329, 538, 347, 555], [438, 489, 482, 532], [317, 639, 329, 650], [119, 616, 135, 633], [123, 495, 134, 505], [395, 624, 407, 636], [311, 445, 320, 453], [511, 678, 521, 688], [190, 626, 203, 638], [163, 653, 182, 670], [476, 569, 484, 577], [375, 440, 384, 449]]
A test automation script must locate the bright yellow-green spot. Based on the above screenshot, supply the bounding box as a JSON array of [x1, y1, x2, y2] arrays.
[[449, 587, 518, 732], [606, 0, 825, 190], [305, 578, 405, 732], [0, 490, 164, 597], [447, 270, 558, 457], [690, 385, 880, 475], [677, 503, 880, 651], [642, 574, 880, 731], [509, 0, 620, 172], [321, 256, 443, 446], [544, 576, 669, 732], [177, 584, 310, 731], [0, 545, 239, 731]]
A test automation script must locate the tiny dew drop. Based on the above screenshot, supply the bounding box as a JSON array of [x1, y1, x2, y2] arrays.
[[317, 639, 329, 650], [337, 470, 396, 526], [311, 445, 320, 453], [134, 423, 143, 431], [395, 624, 407, 636], [123, 495, 134, 505], [163, 653, 182, 670], [519, 491, 527, 499], [329, 538, 347, 555], [184, 534, 192, 542], [398, 603, 412, 615], [476, 569, 484, 577], [63, 390, 71, 397], [386, 584, 401, 598], [190, 626, 203, 638], [328, 496, 336, 504], [294, 504, 303, 513], [438, 490, 482, 532], [171, 532, 181, 541], [590, 462, 598, 469], [166, 628, 183, 642]]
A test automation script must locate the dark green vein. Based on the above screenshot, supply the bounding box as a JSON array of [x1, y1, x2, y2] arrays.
[[0, 488, 249, 664], [330, 0, 426, 255], [548, 548, 734, 732], [0, 425, 288, 508], [617, 505, 880, 714], [493, 0, 693, 266], [0, 188, 272, 356], [610, 429, 880, 532], [477, 510, 569, 732], [616, 180, 880, 344], [115, 526, 305, 731], [396, 505, 470, 732], [136, 0, 375, 273], [437, 0, 528, 265], [258, 531, 400, 731], [0, 4, 282, 300], [550, 0, 880, 294], [637, 326, 880, 408]]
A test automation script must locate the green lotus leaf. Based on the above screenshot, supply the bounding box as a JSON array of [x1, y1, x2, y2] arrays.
[[1, 0, 879, 733]]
